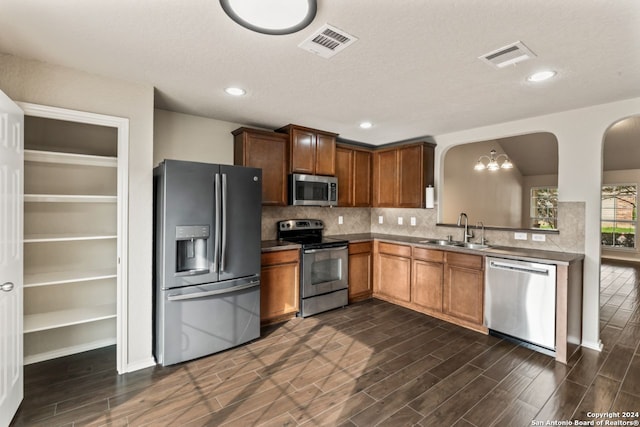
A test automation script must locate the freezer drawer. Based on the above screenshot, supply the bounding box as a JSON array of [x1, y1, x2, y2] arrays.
[[485, 257, 556, 351], [155, 276, 260, 366]]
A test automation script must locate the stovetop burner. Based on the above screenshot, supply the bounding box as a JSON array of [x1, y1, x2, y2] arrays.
[[277, 219, 348, 249]]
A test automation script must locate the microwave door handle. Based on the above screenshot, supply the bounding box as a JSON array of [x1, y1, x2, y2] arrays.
[[221, 173, 228, 272], [213, 173, 220, 273]]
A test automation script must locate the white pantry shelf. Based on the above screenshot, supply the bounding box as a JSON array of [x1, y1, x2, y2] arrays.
[[24, 233, 117, 243], [24, 149, 117, 167], [24, 303, 117, 334], [24, 268, 117, 288], [24, 194, 117, 203]]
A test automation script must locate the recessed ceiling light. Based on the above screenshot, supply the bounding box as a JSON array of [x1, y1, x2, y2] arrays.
[[359, 121, 373, 129], [224, 87, 246, 96], [527, 70, 556, 82], [220, 0, 317, 35]]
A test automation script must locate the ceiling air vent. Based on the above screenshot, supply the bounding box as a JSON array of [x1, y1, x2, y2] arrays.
[[479, 41, 537, 68], [299, 24, 358, 59]]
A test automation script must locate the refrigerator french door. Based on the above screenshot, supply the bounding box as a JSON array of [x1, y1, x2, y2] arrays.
[[154, 160, 262, 366]]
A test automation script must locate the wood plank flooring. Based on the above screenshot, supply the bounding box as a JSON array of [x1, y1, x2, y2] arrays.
[[10, 260, 640, 426]]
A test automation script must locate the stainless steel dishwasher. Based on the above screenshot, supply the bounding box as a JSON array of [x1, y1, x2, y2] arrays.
[[485, 257, 557, 354]]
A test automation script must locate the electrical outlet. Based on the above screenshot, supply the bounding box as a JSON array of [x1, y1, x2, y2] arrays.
[[532, 234, 546, 242], [410, 217, 416, 226], [514, 232, 527, 240], [338, 215, 343, 225], [398, 217, 403, 225], [378, 215, 384, 224]]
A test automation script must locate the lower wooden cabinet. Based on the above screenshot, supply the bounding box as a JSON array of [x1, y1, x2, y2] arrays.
[[260, 250, 300, 324], [443, 252, 484, 326], [348, 241, 373, 302], [374, 242, 412, 303], [411, 247, 444, 312]]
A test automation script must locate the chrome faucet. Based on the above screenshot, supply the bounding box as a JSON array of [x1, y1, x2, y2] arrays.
[[477, 221, 485, 245], [457, 212, 473, 243]]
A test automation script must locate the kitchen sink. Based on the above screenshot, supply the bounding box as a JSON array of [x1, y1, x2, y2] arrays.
[[418, 239, 462, 246], [418, 239, 491, 250]]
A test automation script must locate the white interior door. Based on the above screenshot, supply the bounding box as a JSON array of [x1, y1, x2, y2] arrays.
[[0, 89, 24, 426]]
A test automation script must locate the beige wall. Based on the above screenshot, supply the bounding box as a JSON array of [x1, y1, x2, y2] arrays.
[[0, 53, 154, 371], [153, 109, 241, 166], [443, 140, 523, 227]]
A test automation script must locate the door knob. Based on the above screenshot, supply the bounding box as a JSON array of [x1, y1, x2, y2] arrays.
[[1, 282, 14, 292]]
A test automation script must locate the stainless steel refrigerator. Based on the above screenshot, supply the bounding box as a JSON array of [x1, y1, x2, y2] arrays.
[[154, 159, 262, 366]]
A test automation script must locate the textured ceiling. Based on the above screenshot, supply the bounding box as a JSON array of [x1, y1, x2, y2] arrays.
[[0, 0, 639, 145]]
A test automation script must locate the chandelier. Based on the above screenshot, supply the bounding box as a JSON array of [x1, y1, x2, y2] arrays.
[[474, 149, 513, 171]]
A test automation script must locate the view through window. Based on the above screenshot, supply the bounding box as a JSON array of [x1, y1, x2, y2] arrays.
[[531, 187, 558, 229], [601, 184, 637, 249]]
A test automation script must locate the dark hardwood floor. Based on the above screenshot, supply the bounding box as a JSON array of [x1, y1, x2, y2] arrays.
[[10, 260, 640, 426]]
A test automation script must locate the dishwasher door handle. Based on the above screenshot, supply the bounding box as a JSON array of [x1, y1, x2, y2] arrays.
[[489, 260, 551, 276]]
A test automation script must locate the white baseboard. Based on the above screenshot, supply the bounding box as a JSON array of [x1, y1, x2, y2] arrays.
[[581, 339, 603, 352], [124, 356, 156, 373], [24, 338, 117, 365]]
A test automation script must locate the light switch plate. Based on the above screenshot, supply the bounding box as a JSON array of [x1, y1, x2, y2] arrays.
[[398, 217, 403, 225], [532, 234, 546, 242], [514, 232, 527, 240], [378, 216, 384, 224], [410, 217, 416, 226], [338, 215, 343, 225]]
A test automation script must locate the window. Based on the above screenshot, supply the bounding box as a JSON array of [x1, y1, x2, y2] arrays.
[[531, 187, 558, 229], [601, 184, 637, 249]]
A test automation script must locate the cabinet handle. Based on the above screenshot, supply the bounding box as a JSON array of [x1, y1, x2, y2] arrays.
[[1, 282, 15, 292]]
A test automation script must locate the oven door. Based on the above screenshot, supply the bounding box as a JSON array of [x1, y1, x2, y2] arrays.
[[302, 245, 348, 298]]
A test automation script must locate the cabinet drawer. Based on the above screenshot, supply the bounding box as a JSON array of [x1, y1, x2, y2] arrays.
[[445, 252, 483, 270], [378, 242, 411, 258], [261, 249, 299, 266], [349, 241, 373, 255], [413, 247, 444, 263]]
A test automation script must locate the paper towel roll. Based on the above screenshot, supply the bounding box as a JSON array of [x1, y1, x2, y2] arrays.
[[425, 186, 434, 209]]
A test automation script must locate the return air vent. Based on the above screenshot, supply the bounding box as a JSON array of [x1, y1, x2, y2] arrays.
[[299, 24, 358, 59], [479, 41, 537, 68]]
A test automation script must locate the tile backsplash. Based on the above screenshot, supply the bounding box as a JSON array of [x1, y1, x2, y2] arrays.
[[262, 202, 585, 254]]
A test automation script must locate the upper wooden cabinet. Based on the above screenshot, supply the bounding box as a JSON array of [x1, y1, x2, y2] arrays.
[[233, 127, 288, 206], [336, 143, 372, 207], [277, 124, 337, 176], [372, 141, 435, 208]]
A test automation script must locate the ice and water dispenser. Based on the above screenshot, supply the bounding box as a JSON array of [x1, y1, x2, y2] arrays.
[[175, 225, 210, 275]]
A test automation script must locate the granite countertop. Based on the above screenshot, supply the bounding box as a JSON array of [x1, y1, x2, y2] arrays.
[[261, 240, 301, 252], [325, 233, 584, 265]]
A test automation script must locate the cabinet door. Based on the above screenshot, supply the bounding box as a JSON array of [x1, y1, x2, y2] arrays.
[[353, 150, 372, 207], [290, 128, 316, 174], [348, 242, 372, 301], [335, 146, 354, 206], [443, 264, 483, 325], [260, 251, 299, 322], [373, 149, 398, 207], [412, 259, 443, 312], [315, 132, 336, 176], [234, 130, 288, 206], [398, 144, 423, 208], [375, 252, 411, 302]]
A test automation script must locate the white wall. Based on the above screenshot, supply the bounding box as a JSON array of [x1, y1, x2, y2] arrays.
[[153, 109, 241, 166], [433, 96, 640, 351], [0, 53, 155, 371]]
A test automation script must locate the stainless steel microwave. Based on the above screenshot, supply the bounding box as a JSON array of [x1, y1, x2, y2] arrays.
[[289, 173, 338, 206]]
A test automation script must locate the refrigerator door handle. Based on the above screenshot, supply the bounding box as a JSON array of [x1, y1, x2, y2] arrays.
[[221, 173, 228, 272], [213, 173, 221, 273], [167, 280, 260, 301]]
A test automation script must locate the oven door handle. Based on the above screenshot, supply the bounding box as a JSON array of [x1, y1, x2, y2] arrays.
[[303, 245, 348, 254]]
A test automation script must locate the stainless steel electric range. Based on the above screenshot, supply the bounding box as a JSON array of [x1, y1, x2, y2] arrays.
[[277, 219, 349, 317]]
